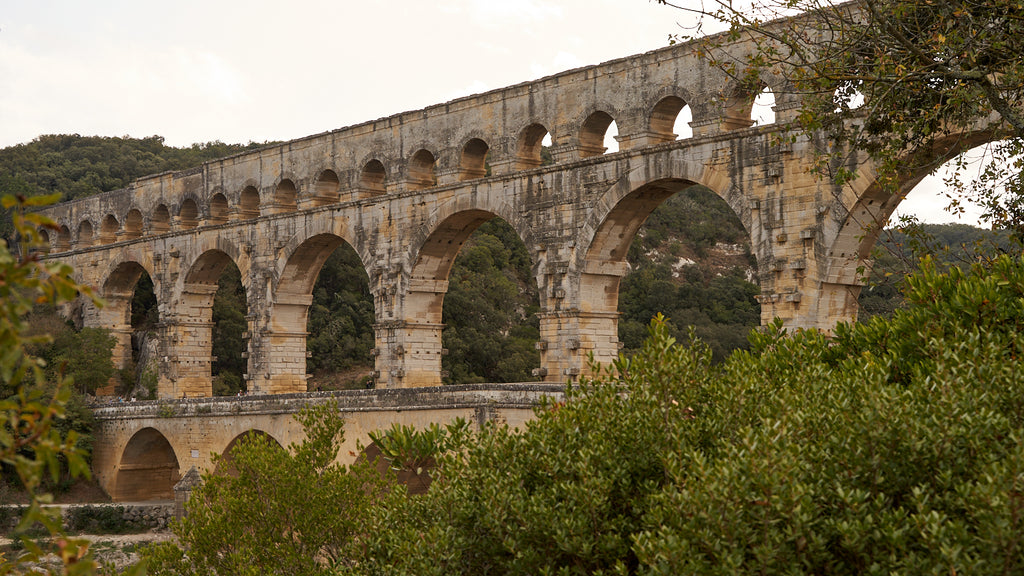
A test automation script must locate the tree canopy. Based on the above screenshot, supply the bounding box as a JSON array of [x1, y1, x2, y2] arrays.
[[660, 0, 1024, 234]]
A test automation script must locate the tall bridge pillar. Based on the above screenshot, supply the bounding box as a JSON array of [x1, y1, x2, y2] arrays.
[[256, 292, 312, 394], [159, 283, 219, 398], [374, 320, 445, 388]]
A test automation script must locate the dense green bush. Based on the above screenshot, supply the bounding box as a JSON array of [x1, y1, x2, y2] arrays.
[[65, 506, 128, 534], [357, 255, 1024, 575]]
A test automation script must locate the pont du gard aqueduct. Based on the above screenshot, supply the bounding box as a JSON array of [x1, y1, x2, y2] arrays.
[[35, 13, 968, 502]]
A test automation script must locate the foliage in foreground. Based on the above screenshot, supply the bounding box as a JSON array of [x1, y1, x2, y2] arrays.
[[143, 403, 388, 576], [665, 0, 1024, 235], [357, 254, 1024, 575], [0, 194, 135, 575]]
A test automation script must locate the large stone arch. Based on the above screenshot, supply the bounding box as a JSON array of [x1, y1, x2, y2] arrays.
[[542, 153, 742, 379], [818, 129, 998, 328], [113, 427, 180, 502], [164, 245, 249, 398], [263, 229, 372, 394], [95, 258, 161, 374], [392, 198, 535, 388]]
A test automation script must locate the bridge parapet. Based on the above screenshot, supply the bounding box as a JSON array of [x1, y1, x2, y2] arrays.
[[91, 383, 565, 421]]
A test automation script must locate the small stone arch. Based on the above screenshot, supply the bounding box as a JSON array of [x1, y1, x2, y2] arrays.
[[358, 159, 387, 194], [271, 231, 372, 392], [100, 214, 119, 244], [76, 220, 94, 248], [579, 110, 616, 158], [171, 248, 247, 398], [459, 138, 489, 181], [649, 95, 693, 142], [239, 185, 261, 218], [407, 149, 437, 191], [311, 169, 341, 206], [272, 179, 298, 213], [720, 75, 783, 131], [516, 123, 552, 169], [56, 225, 71, 252], [124, 209, 144, 239], [36, 228, 50, 254], [209, 192, 230, 224], [178, 198, 199, 229], [113, 427, 180, 502], [151, 204, 171, 233], [213, 430, 284, 477]]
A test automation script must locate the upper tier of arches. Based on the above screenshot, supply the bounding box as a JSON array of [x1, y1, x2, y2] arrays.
[[42, 32, 791, 254]]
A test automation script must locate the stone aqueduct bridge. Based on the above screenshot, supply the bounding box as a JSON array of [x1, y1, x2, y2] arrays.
[[39, 28, 950, 500], [37, 34, 917, 397]]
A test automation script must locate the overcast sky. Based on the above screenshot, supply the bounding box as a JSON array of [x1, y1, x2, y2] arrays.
[[0, 0, 986, 225]]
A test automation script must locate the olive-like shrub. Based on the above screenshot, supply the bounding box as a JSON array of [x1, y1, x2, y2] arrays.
[[358, 255, 1024, 576]]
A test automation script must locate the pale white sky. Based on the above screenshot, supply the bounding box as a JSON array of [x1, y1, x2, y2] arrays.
[[0, 0, 985, 226]]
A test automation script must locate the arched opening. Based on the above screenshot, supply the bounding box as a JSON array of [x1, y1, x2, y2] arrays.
[[213, 430, 283, 477], [103, 261, 160, 398], [650, 96, 694, 142], [410, 211, 541, 385], [124, 209, 144, 239], [56, 225, 71, 252], [358, 160, 387, 193], [273, 179, 298, 213], [580, 111, 615, 158], [312, 170, 341, 205], [178, 199, 199, 229], [114, 427, 179, 502], [275, 234, 375, 392], [408, 149, 436, 191], [212, 260, 249, 396], [239, 186, 261, 218], [722, 82, 774, 130], [516, 124, 551, 169], [100, 214, 119, 244], [36, 229, 50, 253], [834, 140, 1007, 321], [178, 250, 247, 398], [585, 180, 759, 365], [752, 87, 777, 126], [76, 221, 94, 247], [459, 138, 489, 181], [151, 204, 170, 233], [209, 193, 229, 223]]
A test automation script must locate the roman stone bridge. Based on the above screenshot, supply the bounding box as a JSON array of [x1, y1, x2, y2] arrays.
[[36, 24, 933, 398], [92, 384, 561, 501], [35, 10, 986, 503]]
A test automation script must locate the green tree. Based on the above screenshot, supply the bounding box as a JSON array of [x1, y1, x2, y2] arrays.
[[50, 327, 117, 395], [442, 219, 541, 384], [142, 402, 387, 576], [658, 0, 1024, 235], [306, 245, 375, 386], [359, 253, 1024, 575]]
